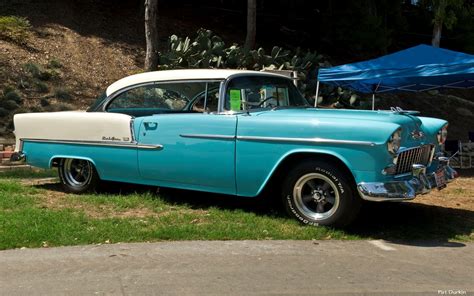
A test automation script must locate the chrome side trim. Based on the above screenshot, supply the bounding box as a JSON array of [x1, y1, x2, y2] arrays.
[[236, 136, 377, 146], [21, 138, 163, 150], [180, 134, 236, 140], [179, 134, 377, 146]]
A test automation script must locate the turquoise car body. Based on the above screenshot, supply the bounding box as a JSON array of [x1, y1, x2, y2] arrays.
[[21, 108, 446, 197], [13, 69, 457, 203]]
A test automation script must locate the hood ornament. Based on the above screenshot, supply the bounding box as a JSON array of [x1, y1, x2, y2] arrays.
[[411, 130, 424, 140]]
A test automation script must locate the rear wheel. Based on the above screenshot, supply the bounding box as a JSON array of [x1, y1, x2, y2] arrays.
[[282, 160, 360, 227], [58, 158, 100, 193]]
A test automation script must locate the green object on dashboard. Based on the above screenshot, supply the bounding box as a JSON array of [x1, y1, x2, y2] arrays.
[[230, 89, 241, 111]]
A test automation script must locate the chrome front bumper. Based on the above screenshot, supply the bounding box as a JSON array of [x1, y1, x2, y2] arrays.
[[357, 157, 458, 202]]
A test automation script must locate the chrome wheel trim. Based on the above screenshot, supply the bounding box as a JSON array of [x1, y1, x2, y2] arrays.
[[63, 159, 93, 187], [293, 173, 340, 221]]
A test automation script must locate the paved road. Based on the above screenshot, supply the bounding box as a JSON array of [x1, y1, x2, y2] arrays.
[[0, 240, 472, 295]]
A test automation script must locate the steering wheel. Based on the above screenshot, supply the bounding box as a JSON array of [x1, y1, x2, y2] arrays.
[[257, 96, 277, 108]]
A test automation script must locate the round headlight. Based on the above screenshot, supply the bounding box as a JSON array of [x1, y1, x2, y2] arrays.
[[388, 128, 402, 155], [437, 124, 448, 145]]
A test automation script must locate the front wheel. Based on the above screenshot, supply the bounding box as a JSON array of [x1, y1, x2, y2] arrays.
[[58, 158, 100, 193], [282, 160, 361, 227]]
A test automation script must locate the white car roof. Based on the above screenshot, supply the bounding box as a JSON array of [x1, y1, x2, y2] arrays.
[[106, 69, 287, 96]]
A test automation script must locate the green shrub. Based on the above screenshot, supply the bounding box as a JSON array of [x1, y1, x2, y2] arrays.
[[0, 16, 31, 44], [17, 79, 30, 90], [24, 62, 41, 78], [47, 58, 63, 69], [0, 107, 9, 117], [40, 98, 50, 107], [1, 100, 19, 110], [34, 81, 49, 93], [54, 88, 72, 101], [37, 70, 52, 81], [4, 90, 22, 103], [23, 63, 56, 81], [2, 85, 15, 96]]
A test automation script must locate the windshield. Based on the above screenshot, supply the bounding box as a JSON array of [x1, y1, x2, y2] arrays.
[[224, 75, 308, 111]]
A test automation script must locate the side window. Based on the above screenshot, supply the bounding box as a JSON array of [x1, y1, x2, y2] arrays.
[[191, 82, 221, 113], [107, 84, 189, 112]]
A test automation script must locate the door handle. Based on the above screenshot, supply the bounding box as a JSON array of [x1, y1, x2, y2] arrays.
[[144, 122, 158, 130]]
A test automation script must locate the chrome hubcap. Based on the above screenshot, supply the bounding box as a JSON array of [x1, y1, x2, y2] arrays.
[[63, 159, 92, 186], [293, 173, 340, 220]]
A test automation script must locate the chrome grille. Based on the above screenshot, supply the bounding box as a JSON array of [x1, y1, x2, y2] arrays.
[[394, 145, 434, 175]]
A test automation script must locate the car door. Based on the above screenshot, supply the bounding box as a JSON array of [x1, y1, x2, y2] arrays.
[[128, 81, 237, 195], [137, 113, 237, 195]]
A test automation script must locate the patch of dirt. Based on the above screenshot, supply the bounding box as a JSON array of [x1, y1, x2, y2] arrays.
[[30, 180, 209, 219], [412, 176, 474, 211]]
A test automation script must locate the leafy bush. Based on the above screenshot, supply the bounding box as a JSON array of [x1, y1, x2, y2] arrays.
[[0, 107, 9, 117], [1, 100, 19, 110], [24, 62, 57, 81], [0, 16, 31, 44], [34, 81, 49, 93], [24, 62, 41, 78], [54, 88, 72, 101], [2, 85, 15, 96], [40, 98, 50, 107], [4, 90, 22, 103], [47, 58, 63, 69], [159, 29, 327, 97]]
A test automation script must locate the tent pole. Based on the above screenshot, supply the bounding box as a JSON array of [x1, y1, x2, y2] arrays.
[[372, 93, 375, 111], [314, 80, 320, 108]]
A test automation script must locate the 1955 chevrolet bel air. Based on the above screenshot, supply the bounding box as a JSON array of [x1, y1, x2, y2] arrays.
[[11, 69, 458, 226]]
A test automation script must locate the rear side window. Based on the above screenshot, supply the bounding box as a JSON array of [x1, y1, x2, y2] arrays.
[[107, 84, 188, 112]]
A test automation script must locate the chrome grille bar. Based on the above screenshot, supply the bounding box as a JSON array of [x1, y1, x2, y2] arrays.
[[394, 145, 434, 175]]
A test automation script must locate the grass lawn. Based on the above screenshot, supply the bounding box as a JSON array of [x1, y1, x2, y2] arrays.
[[0, 168, 472, 250]]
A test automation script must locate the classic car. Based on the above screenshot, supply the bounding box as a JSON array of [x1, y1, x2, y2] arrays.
[[11, 69, 457, 226]]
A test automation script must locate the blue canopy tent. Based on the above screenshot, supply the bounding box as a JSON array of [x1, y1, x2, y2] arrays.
[[316, 44, 474, 109]]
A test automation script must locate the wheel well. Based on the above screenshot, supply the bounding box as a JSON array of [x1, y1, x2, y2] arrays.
[[51, 157, 61, 167], [262, 152, 356, 195]]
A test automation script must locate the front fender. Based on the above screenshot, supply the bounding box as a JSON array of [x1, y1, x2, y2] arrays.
[[253, 148, 355, 197]]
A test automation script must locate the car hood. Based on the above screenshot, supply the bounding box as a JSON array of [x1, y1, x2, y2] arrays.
[[251, 108, 422, 126], [248, 108, 445, 147]]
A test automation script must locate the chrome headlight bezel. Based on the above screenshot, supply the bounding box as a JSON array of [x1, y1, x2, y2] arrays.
[[437, 124, 448, 145], [387, 128, 402, 155]]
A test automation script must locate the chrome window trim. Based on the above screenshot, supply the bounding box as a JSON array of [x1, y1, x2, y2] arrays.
[[21, 138, 163, 150]]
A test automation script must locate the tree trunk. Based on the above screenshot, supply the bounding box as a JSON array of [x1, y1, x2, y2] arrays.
[[144, 0, 159, 71], [431, 20, 443, 47], [244, 0, 257, 51]]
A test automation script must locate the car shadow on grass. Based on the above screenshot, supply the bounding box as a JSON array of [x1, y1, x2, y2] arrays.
[[36, 181, 473, 245]]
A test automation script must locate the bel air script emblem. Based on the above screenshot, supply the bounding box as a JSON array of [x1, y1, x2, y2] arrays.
[[411, 130, 424, 140], [102, 136, 122, 141]]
